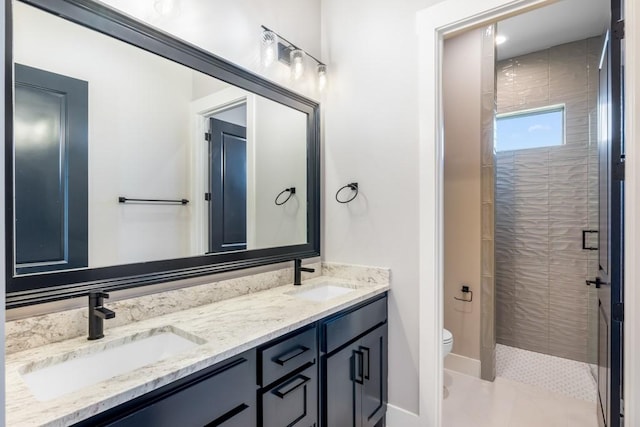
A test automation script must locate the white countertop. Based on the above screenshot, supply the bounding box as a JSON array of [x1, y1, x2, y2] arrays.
[[5, 276, 389, 427]]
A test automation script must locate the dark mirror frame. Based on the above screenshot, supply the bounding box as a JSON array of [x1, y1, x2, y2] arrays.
[[4, 0, 320, 308]]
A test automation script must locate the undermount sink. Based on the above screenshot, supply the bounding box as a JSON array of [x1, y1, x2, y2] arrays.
[[288, 282, 356, 302], [20, 326, 205, 401]]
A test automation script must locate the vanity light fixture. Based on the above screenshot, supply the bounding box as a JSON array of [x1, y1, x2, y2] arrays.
[[260, 25, 327, 90]]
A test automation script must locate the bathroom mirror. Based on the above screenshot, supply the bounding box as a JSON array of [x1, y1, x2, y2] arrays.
[[5, 0, 320, 307]]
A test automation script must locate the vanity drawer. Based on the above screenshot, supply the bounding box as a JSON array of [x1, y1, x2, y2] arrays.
[[102, 352, 255, 427], [259, 326, 316, 387], [261, 364, 317, 427], [321, 294, 387, 353]]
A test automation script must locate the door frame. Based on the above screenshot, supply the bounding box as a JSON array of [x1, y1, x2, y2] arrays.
[[189, 87, 256, 255], [412, 1, 639, 427]]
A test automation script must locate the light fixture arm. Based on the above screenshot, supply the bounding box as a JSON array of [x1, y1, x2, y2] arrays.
[[260, 25, 326, 68]]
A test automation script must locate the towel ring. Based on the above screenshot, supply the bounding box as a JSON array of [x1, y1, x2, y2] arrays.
[[275, 187, 296, 206], [454, 285, 473, 302], [336, 182, 358, 204]]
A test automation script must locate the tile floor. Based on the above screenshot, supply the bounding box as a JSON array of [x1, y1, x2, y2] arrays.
[[442, 369, 598, 427], [496, 344, 598, 402]]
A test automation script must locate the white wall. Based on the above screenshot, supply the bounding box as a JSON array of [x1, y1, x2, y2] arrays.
[[101, 0, 322, 100], [192, 72, 232, 101], [14, 3, 194, 267], [253, 97, 307, 249], [321, 0, 446, 415]]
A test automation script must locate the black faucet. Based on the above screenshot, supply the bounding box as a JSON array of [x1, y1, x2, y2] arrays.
[[294, 259, 315, 286], [88, 291, 116, 340]]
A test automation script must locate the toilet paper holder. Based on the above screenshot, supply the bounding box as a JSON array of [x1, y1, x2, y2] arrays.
[[454, 285, 473, 302]]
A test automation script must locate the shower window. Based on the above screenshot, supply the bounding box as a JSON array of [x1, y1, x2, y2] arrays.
[[495, 105, 565, 151]]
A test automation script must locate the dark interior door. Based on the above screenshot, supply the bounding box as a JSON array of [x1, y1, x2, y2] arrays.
[[595, 2, 624, 425], [208, 118, 247, 253], [14, 64, 88, 274]]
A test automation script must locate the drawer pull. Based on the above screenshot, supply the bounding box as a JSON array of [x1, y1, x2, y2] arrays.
[[273, 345, 310, 366], [272, 374, 311, 398]]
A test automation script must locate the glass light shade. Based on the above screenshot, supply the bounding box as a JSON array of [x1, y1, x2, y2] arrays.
[[317, 64, 327, 91], [261, 30, 277, 67], [290, 49, 305, 80], [154, 0, 180, 16]]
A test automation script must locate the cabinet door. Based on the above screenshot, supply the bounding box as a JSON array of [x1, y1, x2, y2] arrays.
[[324, 343, 360, 427], [359, 324, 387, 427], [215, 404, 253, 427]]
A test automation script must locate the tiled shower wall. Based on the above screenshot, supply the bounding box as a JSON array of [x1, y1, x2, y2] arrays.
[[495, 38, 601, 363]]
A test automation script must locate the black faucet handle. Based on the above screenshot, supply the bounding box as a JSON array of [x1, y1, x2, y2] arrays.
[[301, 266, 315, 273], [94, 306, 116, 319]]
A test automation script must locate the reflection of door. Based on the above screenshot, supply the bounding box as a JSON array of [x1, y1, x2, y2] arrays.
[[14, 64, 88, 274], [593, 3, 624, 425], [208, 118, 247, 253]]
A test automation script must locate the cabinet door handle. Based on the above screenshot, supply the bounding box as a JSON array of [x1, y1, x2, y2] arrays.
[[586, 278, 602, 288], [272, 374, 311, 398], [351, 350, 364, 384], [273, 345, 310, 366], [359, 346, 370, 380]]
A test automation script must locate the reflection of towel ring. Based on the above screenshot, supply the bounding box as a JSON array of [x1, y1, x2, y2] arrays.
[[336, 182, 358, 204], [275, 187, 296, 206]]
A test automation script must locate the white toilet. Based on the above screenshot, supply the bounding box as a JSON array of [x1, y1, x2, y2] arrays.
[[443, 329, 453, 358]]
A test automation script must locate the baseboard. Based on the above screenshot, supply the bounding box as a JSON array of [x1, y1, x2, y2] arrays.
[[444, 352, 481, 378], [386, 404, 420, 427]]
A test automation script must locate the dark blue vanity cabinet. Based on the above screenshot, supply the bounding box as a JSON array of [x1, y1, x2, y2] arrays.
[[321, 295, 388, 427], [73, 293, 387, 427]]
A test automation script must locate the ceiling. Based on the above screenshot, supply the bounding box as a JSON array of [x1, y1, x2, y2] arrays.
[[496, 0, 609, 60]]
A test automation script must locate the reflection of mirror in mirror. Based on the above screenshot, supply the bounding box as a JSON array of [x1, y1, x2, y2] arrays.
[[13, 2, 308, 276]]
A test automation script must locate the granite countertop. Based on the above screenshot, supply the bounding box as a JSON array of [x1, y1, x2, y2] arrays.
[[5, 275, 390, 427]]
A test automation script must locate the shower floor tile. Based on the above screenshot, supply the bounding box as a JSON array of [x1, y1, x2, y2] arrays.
[[496, 344, 597, 402]]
